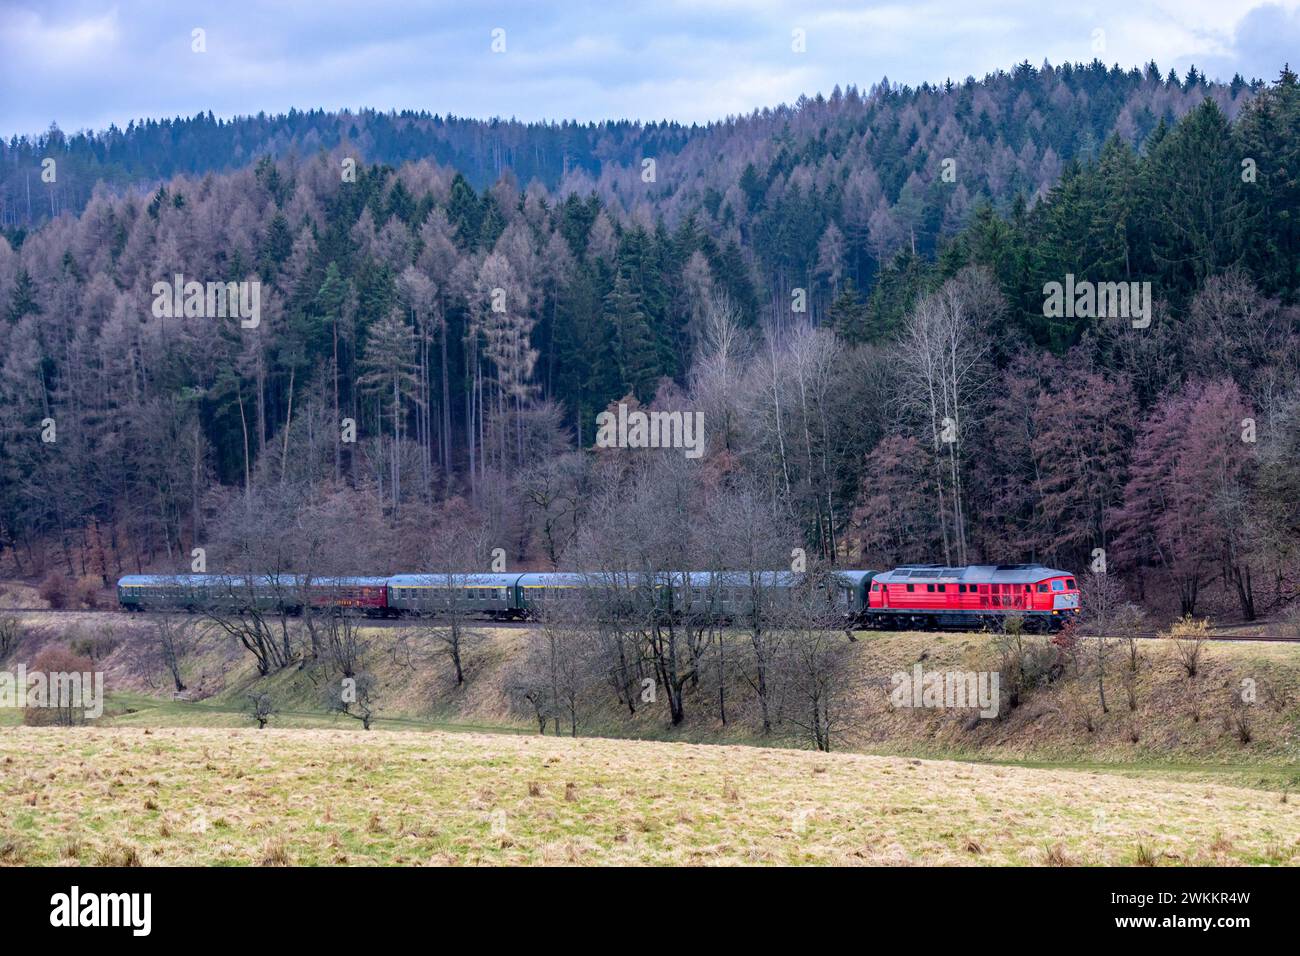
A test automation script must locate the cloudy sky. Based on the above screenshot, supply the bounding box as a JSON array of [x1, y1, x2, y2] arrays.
[[2, 0, 1299, 138]]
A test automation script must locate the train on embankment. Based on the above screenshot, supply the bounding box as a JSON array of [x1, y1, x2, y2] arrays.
[[117, 564, 1082, 631]]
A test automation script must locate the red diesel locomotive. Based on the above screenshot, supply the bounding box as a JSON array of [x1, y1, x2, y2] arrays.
[[864, 564, 1080, 631]]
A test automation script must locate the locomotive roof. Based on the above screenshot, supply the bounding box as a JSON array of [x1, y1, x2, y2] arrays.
[[874, 564, 1072, 584]]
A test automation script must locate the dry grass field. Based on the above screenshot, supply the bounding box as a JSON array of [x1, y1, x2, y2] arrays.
[[2, 726, 1298, 866], [3, 611, 1299, 866]]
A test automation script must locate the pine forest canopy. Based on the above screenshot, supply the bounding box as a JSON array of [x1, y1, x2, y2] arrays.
[[1, 59, 1299, 627]]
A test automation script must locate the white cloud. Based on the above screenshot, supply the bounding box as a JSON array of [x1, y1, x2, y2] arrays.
[[2, 0, 1296, 137]]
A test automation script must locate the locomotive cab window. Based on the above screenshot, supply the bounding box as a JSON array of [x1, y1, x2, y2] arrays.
[[1051, 580, 1065, 591], [1067, 579, 1076, 589], [1037, 584, 1048, 592]]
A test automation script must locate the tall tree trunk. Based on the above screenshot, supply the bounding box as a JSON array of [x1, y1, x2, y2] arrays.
[[236, 382, 251, 500], [280, 366, 295, 486], [333, 319, 341, 482], [441, 312, 451, 479]]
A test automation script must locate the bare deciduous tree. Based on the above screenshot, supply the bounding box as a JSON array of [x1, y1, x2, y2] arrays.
[[245, 692, 277, 729], [896, 268, 1000, 565], [779, 572, 857, 752], [0, 615, 20, 660], [507, 612, 593, 736], [1167, 616, 1209, 679], [152, 615, 196, 692], [326, 671, 378, 730]]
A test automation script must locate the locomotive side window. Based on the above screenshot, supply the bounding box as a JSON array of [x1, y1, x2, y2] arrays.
[[937, 584, 946, 593], [906, 584, 915, 592], [1037, 584, 1048, 592], [926, 584, 935, 592]]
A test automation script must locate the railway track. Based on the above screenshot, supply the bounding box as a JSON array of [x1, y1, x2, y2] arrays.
[[5, 606, 1300, 641]]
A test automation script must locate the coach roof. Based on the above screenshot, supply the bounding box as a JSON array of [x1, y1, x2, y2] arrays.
[[387, 573, 524, 587]]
